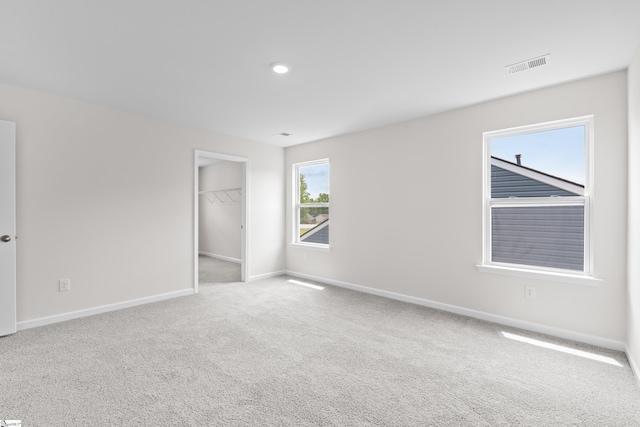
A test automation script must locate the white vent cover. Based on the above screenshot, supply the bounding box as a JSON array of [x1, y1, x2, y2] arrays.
[[506, 54, 551, 74]]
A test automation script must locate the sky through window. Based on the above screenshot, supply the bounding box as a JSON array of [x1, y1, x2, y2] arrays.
[[490, 125, 585, 185]]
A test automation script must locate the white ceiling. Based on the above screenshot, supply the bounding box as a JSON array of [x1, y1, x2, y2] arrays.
[[1, 1, 639, 147]]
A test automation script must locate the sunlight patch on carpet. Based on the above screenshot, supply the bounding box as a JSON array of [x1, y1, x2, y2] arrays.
[[501, 332, 622, 367], [287, 279, 324, 290]]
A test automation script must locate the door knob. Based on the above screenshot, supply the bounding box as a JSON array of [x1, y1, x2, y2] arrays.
[[1, 235, 11, 242]]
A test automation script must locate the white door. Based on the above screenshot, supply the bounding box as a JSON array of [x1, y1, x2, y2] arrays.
[[0, 120, 16, 336]]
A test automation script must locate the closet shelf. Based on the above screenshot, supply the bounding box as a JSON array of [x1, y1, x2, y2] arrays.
[[199, 188, 241, 204]]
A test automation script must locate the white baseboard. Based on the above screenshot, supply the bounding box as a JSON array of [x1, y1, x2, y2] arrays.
[[626, 345, 640, 388], [17, 288, 194, 331], [285, 270, 626, 352], [248, 270, 287, 282], [199, 251, 241, 264]]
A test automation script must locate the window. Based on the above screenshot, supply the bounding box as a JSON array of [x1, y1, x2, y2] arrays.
[[294, 159, 330, 247], [481, 116, 593, 278]]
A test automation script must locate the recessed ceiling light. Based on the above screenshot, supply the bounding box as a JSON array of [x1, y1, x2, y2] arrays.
[[270, 62, 290, 74]]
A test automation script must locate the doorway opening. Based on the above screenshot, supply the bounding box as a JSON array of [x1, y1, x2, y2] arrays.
[[194, 150, 248, 292]]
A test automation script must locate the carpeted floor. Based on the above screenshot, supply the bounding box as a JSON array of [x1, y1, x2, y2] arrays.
[[1, 275, 639, 426], [199, 255, 241, 283]]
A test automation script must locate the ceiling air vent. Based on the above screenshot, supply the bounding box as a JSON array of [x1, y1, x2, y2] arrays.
[[506, 54, 551, 74]]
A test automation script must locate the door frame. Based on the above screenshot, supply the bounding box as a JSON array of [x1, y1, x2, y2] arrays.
[[0, 120, 16, 336], [194, 150, 248, 292]]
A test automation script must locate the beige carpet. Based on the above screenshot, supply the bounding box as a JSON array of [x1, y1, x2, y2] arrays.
[[1, 275, 639, 426], [199, 254, 241, 283]]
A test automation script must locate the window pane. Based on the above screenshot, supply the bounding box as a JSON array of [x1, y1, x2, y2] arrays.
[[491, 205, 584, 271], [490, 126, 585, 198], [299, 163, 330, 203], [300, 207, 329, 244]]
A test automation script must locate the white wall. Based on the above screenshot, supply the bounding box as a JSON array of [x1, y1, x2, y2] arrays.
[[198, 161, 242, 260], [286, 71, 628, 343], [0, 82, 285, 323], [627, 44, 640, 373]]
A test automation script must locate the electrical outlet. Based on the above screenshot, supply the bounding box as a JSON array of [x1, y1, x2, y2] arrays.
[[59, 279, 71, 292], [525, 286, 536, 299]]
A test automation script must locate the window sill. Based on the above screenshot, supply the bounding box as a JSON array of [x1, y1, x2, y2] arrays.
[[289, 242, 331, 253], [475, 264, 602, 286]]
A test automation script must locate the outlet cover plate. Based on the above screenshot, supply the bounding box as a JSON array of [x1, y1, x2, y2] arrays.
[[525, 286, 536, 299], [59, 279, 71, 292]]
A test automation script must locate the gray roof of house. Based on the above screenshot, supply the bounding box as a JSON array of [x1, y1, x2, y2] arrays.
[[300, 218, 329, 245]]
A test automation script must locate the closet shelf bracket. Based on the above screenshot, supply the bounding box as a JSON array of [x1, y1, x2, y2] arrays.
[[199, 188, 241, 204]]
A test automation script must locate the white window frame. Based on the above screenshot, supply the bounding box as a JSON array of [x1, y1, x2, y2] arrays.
[[477, 116, 601, 286], [292, 158, 330, 250]]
